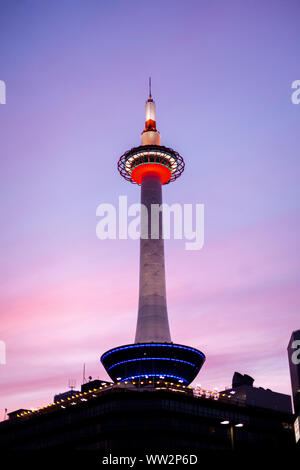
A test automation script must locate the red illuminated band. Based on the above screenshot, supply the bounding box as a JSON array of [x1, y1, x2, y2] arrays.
[[131, 164, 172, 185]]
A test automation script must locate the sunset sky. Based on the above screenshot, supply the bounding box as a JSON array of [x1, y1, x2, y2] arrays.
[[0, 0, 299, 416]]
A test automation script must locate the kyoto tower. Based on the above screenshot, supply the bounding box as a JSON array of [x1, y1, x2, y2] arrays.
[[101, 81, 205, 385]]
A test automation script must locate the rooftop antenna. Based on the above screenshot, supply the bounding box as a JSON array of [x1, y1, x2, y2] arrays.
[[68, 378, 76, 391], [149, 76, 152, 99]]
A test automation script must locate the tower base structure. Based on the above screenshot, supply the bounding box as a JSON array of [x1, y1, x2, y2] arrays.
[[101, 342, 205, 385]]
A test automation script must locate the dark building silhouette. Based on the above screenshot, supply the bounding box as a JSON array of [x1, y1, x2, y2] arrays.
[[221, 372, 292, 414], [0, 381, 295, 454]]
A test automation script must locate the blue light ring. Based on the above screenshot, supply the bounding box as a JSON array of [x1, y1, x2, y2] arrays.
[[101, 343, 205, 361], [107, 357, 198, 371]]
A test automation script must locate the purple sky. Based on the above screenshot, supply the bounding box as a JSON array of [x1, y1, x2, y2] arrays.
[[0, 0, 299, 415]]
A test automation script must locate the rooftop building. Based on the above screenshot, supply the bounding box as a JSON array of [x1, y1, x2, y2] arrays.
[[220, 372, 292, 414]]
